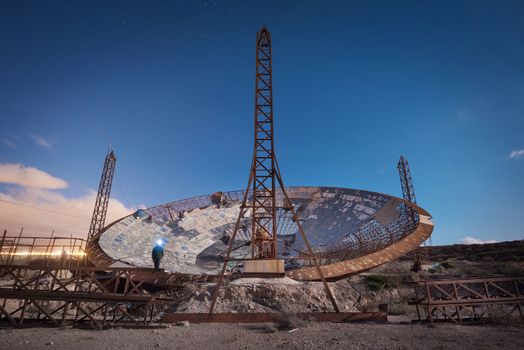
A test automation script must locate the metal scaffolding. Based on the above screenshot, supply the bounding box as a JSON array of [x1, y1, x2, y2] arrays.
[[87, 151, 116, 243], [0, 232, 173, 329], [0, 263, 172, 329], [0, 230, 86, 266]]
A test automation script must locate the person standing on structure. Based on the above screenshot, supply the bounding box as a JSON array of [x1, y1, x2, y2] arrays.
[[152, 239, 164, 270]]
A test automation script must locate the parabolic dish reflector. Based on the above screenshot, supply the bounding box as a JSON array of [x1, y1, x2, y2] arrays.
[[91, 186, 433, 281]]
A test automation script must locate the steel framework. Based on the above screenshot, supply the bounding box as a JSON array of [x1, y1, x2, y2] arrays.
[[208, 27, 339, 314], [397, 155, 427, 270], [0, 230, 86, 266], [397, 155, 417, 227], [412, 277, 524, 323], [252, 28, 277, 259], [87, 151, 116, 243], [0, 233, 173, 329], [0, 263, 171, 329]]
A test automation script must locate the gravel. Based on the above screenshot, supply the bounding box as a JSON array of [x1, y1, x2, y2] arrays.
[[1, 323, 522, 350]]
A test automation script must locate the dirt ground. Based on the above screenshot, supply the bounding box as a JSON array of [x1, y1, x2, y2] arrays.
[[1, 322, 523, 350]]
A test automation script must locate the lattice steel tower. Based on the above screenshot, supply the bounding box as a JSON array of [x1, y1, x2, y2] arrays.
[[209, 27, 339, 314], [87, 151, 116, 243], [398, 155, 428, 270], [398, 156, 416, 204], [397, 155, 417, 227], [251, 27, 278, 259]]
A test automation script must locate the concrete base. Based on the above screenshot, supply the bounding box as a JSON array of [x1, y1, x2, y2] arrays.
[[243, 259, 285, 274]]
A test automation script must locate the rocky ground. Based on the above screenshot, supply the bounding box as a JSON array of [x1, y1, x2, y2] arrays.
[[170, 275, 413, 314], [170, 258, 524, 316], [1, 322, 523, 350]]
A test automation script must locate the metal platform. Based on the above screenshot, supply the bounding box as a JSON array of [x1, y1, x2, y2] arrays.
[[163, 312, 387, 324]]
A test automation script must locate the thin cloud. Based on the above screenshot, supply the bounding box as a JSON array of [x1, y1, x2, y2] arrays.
[[461, 236, 497, 245], [509, 149, 524, 159], [2, 138, 17, 149], [29, 134, 54, 150], [0, 163, 68, 189], [0, 187, 134, 238]]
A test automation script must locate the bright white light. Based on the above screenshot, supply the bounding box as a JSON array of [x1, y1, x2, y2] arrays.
[[156, 239, 163, 246]]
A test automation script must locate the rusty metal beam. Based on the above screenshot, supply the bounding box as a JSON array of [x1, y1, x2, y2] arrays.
[[0, 289, 154, 303], [164, 312, 387, 324], [0, 263, 159, 273]]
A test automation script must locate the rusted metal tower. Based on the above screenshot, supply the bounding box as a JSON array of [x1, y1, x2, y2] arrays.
[[87, 151, 116, 243], [251, 28, 278, 259], [397, 155, 427, 270], [397, 155, 417, 226], [209, 27, 339, 314]]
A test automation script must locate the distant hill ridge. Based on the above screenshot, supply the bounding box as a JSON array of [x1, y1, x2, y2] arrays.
[[400, 239, 524, 262]]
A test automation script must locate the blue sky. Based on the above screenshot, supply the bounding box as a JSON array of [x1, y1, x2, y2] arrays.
[[0, 1, 523, 244]]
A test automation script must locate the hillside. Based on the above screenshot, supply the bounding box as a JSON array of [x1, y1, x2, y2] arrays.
[[400, 239, 524, 263]]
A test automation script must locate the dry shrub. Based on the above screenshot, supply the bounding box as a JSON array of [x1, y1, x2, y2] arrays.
[[440, 259, 456, 269], [365, 274, 398, 291]]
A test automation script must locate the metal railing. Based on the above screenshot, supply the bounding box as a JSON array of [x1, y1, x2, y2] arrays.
[[0, 230, 87, 267]]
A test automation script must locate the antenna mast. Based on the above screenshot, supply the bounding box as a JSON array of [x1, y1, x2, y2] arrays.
[[209, 27, 339, 314], [397, 155, 429, 270], [87, 151, 116, 243], [251, 28, 278, 259], [397, 155, 417, 228]]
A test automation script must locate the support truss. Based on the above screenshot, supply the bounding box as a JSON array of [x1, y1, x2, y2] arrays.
[[87, 151, 116, 243], [397, 155, 427, 269], [252, 28, 277, 259], [0, 264, 170, 329], [412, 277, 524, 323], [397, 155, 417, 227], [209, 27, 339, 314]]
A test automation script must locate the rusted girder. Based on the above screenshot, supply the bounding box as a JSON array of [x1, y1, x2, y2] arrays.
[[163, 312, 387, 324], [411, 276, 524, 323]]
